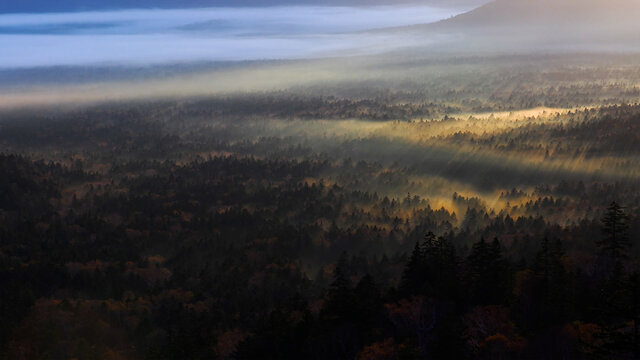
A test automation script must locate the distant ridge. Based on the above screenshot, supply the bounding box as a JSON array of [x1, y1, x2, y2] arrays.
[[398, 0, 640, 51], [433, 0, 640, 29]]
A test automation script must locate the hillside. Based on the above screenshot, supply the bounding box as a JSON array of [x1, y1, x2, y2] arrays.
[[436, 0, 640, 28], [400, 0, 640, 51]]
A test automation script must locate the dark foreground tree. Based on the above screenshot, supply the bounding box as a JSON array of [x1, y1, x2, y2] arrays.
[[399, 241, 424, 297], [465, 237, 509, 306], [597, 201, 630, 273]]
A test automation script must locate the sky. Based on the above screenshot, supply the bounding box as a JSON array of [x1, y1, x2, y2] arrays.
[[0, 0, 488, 14], [0, 6, 469, 68]]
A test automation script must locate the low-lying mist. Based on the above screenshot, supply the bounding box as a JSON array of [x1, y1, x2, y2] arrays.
[[0, 5, 466, 68], [2, 88, 639, 228], [3, 52, 640, 110]]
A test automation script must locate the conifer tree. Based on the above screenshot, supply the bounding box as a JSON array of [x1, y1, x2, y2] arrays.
[[354, 274, 384, 330], [466, 237, 507, 305], [427, 233, 458, 300], [532, 237, 566, 327], [324, 254, 354, 321], [400, 242, 424, 296], [598, 202, 631, 269]]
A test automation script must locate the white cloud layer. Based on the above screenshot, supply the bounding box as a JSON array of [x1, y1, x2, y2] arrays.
[[0, 6, 466, 68]]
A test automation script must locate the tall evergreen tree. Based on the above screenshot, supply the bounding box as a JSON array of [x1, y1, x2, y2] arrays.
[[353, 274, 384, 331], [630, 272, 640, 360], [400, 241, 424, 297], [399, 232, 458, 300], [532, 237, 566, 328], [324, 260, 354, 321], [425, 233, 458, 300], [598, 201, 631, 268], [465, 237, 507, 305], [422, 231, 437, 258], [593, 271, 640, 359]]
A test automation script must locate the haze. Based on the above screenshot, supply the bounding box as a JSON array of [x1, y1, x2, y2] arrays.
[[0, 5, 468, 68], [3, 1, 640, 359]]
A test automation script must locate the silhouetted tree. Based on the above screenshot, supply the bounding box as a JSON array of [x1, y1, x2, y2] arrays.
[[353, 274, 387, 338], [400, 242, 423, 297], [598, 201, 630, 274], [424, 233, 458, 301], [532, 237, 566, 328], [466, 237, 508, 306], [324, 253, 355, 322]]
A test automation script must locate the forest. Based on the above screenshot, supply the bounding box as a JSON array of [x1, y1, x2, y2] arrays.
[[1, 53, 640, 359]]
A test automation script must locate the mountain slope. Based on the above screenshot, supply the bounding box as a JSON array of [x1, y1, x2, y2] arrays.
[[400, 0, 640, 51], [435, 0, 640, 29]]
